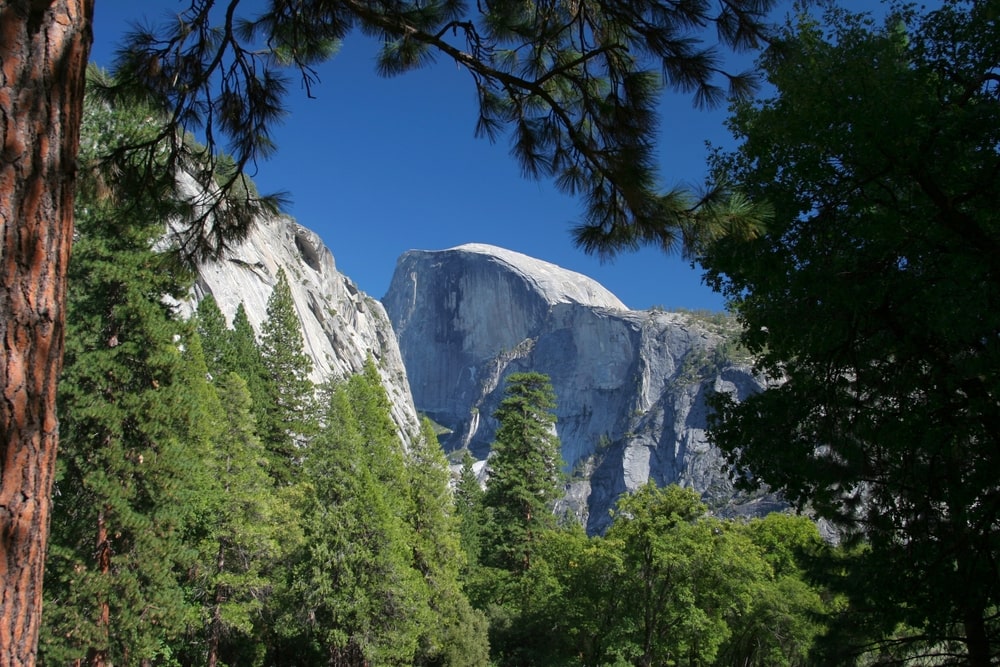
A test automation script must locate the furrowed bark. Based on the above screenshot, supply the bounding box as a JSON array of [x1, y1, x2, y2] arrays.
[[0, 1, 93, 665]]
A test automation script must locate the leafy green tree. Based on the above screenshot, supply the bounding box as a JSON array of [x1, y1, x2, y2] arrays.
[[603, 484, 766, 667], [41, 83, 208, 666], [483, 372, 565, 574], [701, 3, 1000, 663], [543, 528, 631, 666], [258, 268, 317, 484], [715, 514, 828, 667]]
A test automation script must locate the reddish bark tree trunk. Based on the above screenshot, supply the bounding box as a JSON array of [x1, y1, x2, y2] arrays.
[[0, 2, 93, 666]]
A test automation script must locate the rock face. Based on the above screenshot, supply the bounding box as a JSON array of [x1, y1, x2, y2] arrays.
[[174, 197, 422, 443], [383, 243, 767, 533]]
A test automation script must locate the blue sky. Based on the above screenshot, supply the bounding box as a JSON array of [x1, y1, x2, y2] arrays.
[[88, 0, 776, 312]]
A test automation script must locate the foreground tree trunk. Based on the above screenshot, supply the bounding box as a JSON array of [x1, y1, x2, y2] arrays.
[[0, 2, 94, 665]]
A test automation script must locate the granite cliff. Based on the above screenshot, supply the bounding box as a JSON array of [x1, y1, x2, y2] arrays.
[[173, 190, 422, 442], [383, 243, 770, 533]]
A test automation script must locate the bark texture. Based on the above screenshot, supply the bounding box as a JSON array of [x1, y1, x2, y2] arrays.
[[0, 1, 93, 665]]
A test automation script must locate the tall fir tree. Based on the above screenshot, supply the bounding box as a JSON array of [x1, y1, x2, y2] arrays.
[[40, 81, 209, 666], [282, 369, 428, 666], [195, 293, 235, 383], [483, 372, 565, 574], [454, 450, 488, 570], [189, 371, 304, 667], [225, 302, 273, 421], [258, 269, 317, 484], [408, 420, 490, 666]]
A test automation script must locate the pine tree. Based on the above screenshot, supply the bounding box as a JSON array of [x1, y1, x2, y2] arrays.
[[483, 372, 565, 574], [193, 371, 303, 667], [409, 420, 490, 666], [195, 294, 234, 382], [283, 371, 428, 666], [40, 83, 208, 666], [224, 303, 273, 413], [455, 451, 488, 569], [258, 269, 317, 484], [5, 2, 777, 658], [0, 7, 92, 660]]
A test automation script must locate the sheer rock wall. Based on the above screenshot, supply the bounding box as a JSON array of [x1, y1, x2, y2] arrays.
[[383, 243, 768, 533], [175, 204, 422, 444]]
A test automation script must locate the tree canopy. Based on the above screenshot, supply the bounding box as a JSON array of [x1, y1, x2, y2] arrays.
[[701, 2, 1000, 662], [107, 0, 776, 261]]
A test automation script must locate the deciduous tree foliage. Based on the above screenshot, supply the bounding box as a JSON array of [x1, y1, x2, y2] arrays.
[[701, 2, 1000, 663], [715, 514, 827, 667], [604, 484, 765, 667]]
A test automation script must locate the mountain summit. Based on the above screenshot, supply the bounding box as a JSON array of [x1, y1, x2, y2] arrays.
[[384, 244, 769, 533]]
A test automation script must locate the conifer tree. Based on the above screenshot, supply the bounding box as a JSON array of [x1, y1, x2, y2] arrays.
[[225, 303, 272, 411], [483, 372, 565, 573], [258, 269, 317, 484], [455, 451, 488, 569], [192, 371, 303, 667], [4, 3, 777, 658], [195, 294, 234, 382], [227, 304, 262, 377], [285, 372, 427, 666], [408, 420, 490, 666], [40, 85, 208, 666]]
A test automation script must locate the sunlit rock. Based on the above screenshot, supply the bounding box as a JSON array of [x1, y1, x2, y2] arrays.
[[384, 243, 768, 533]]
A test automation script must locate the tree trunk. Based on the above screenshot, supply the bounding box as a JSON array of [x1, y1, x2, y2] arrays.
[[964, 603, 991, 667], [0, 2, 93, 666], [85, 507, 110, 667], [207, 541, 226, 667]]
